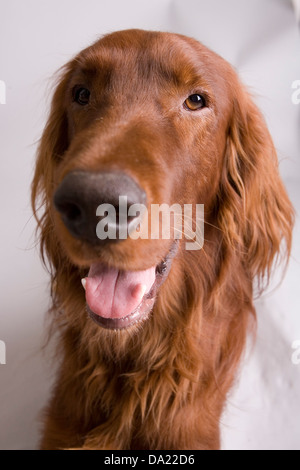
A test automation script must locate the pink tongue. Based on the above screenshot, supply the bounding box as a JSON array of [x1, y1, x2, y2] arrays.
[[85, 263, 156, 319]]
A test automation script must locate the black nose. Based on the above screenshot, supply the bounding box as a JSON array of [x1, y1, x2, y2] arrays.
[[53, 170, 147, 244]]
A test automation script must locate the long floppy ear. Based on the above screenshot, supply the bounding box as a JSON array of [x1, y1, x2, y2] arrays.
[[31, 63, 73, 271], [218, 85, 294, 288]]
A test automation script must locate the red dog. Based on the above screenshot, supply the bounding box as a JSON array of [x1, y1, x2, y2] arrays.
[[32, 29, 294, 449]]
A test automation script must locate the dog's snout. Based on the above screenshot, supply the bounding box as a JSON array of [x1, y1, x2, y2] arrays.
[[53, 170, 147, 244]]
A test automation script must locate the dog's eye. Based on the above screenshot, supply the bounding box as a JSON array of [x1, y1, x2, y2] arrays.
[[184, 94, 206, 111], [73, 86, 90, 106]]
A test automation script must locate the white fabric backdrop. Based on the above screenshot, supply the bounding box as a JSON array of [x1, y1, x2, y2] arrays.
[[0, 0, 299, 450]]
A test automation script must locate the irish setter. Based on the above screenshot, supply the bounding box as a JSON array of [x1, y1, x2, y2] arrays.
[[32, 29, 294, 450]]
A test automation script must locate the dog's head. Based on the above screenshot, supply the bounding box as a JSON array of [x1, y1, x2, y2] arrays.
[[32, 29, 293, 332]]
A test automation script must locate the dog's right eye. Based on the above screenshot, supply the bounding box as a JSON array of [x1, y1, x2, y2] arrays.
[[73, 86, 90, 106]]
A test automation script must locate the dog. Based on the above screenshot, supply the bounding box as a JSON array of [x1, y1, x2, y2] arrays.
[[32, 29, 294, 450]]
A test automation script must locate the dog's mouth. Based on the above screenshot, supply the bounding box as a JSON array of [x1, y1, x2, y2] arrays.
[[82, 242, 178, 330]]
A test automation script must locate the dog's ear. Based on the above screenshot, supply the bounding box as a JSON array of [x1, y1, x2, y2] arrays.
[[32, 64, 72, 209], [218, 85, 294, 287], [31, 64, 73, 270]]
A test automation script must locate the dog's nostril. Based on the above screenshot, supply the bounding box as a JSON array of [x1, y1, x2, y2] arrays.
[[58, 202, 82, 222]]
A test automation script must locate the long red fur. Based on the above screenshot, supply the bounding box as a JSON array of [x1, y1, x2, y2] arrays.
[[32, 29, 294, 450]]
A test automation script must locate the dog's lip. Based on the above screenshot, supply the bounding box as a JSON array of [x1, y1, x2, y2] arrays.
[[86, 296, 156, 330], [84, 241, 179, 330]]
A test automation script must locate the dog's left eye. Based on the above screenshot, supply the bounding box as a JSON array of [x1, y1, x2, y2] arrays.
[[184, 94, 206, 111], [73, 86, 90, 106]]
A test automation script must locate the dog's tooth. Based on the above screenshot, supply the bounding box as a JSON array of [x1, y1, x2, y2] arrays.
[[81, 278, 87, 290]]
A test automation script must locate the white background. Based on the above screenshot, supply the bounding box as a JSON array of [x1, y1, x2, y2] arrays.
[[0, 0, 299, 450]]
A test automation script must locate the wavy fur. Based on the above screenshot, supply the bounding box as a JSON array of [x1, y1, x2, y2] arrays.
[[32, 30, 294, 450]]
